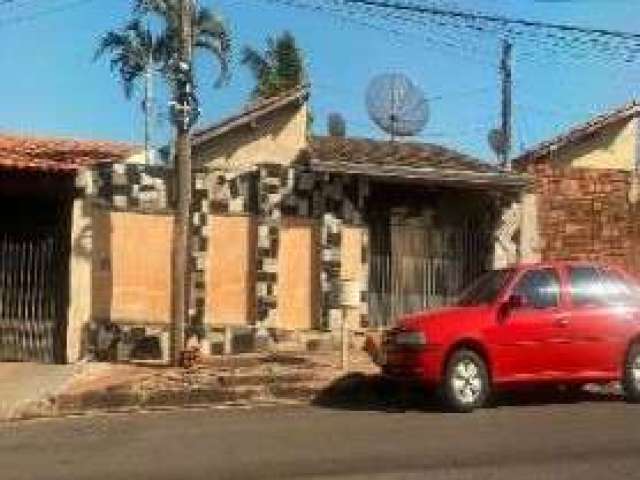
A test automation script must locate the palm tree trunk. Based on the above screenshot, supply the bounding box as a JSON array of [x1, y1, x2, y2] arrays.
[[171, 0, 194, 366]]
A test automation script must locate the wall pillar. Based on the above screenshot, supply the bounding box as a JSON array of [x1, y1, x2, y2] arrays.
[[519, 192, 541, 263], [493, 198, 522, 269], [66, 195, 93, 363]]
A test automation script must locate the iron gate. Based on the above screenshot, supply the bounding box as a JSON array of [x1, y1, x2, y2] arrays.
[[368, 224, 492, 327], [0, 199, 70, 363]]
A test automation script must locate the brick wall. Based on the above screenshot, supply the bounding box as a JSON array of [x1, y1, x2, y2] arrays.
[[526, 163, 640, 273]]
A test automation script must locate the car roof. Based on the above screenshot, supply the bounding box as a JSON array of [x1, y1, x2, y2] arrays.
[[509, 260, 613, 272]]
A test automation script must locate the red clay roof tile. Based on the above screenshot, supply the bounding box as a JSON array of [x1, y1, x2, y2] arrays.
[[0, 134, 139, 173]]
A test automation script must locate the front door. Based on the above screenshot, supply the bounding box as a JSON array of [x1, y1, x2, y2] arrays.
[[489, 267, 574, 381]]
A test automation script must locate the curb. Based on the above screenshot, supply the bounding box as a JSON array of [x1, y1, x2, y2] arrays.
[[5, 385, 324, 423]]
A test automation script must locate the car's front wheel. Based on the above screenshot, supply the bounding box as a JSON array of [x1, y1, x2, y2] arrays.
[[442, 349, 491, 412], [623, 343, 640, 403]]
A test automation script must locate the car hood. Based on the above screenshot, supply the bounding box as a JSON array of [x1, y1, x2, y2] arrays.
[[398, 305, 492, 330]]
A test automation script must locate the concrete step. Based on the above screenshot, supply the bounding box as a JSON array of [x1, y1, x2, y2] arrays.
[[55, 385, 270, 413]]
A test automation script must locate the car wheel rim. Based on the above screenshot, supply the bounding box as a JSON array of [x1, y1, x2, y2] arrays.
[[452, 359, 482, 405]]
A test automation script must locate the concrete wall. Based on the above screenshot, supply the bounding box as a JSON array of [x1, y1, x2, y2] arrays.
[[66, 197, 93, 363], [195, 103, 308, 171], [206, 215, 257, 326], [551, 118, 638, 171], [277, 217, 320, 330], [519, 192, 542, 263], [340, 225, 366, 331], [92, 210, 173, 326]]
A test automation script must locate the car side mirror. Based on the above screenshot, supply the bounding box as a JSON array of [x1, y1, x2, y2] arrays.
[[507, 294, 526, 310], [497, 294, 526, 323]]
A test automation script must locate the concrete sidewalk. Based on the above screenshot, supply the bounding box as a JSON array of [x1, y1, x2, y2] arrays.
[[0, 363, 85, 420], [0, 351, 380, 421]]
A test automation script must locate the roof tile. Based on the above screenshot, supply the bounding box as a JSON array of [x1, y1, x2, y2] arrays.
[[0, 134, 138, 173], [303, 136, 504, 174]]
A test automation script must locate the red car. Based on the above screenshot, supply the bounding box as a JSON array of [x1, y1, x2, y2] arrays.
[[382, 261, 640, 412]]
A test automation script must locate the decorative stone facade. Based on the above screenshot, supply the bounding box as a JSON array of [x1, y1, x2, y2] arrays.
[[195, 161, 372, 332], [95, 162, 172, 211], [86, 154, 514, 359], [524, 162, 640, 273]]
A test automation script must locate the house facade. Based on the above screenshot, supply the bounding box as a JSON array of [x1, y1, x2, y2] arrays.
[[0, 89, 535, 363], [515, 101, 640, 274], [177, 87, 528, 353]]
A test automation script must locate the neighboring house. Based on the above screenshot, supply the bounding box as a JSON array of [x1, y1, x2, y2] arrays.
[[514, 101, 640, 273], [0, 134, 140, 364]]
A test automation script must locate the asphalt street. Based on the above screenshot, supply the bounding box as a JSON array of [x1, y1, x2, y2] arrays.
[[1, 398, 640, 480]]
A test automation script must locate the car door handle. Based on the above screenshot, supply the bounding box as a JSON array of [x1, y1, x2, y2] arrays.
[[553, 314, 570, 327]]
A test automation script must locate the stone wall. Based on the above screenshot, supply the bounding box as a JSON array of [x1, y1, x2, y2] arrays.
[[78, 163, 175, 361], [193, 162, 371, 333], [526, 163, 640, 273], [95, 162, 172, 211]]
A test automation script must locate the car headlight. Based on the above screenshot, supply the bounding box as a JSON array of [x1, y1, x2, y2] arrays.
[[394, 331, 427, 347]]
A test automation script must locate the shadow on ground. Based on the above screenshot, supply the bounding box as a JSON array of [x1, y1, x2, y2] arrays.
[[312, 373, 624, 413]]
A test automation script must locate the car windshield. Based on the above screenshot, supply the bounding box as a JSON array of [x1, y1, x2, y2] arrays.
[[456, 269, 514, 306]]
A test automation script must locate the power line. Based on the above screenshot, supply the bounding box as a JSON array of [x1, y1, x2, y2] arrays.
[[266, 0, 640, 68], [256, 0, 498, 66], [342, 0, 640, 42], [349, 1, 640, 64]]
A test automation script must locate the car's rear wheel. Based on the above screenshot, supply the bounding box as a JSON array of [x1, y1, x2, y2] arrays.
[[623, 343, 640, 403], [442, 349, 490, 412]]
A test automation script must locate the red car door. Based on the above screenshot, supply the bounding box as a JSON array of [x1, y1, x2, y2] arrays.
[[488, 267, 574, 381], [565, 265, 636, 379]]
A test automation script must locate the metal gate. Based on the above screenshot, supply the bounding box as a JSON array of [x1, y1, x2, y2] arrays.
[[368, 222, 491, 327], [0, 199, 70, 363]]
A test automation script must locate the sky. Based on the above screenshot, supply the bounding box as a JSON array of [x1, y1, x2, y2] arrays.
[[1, 0, 640, 162]]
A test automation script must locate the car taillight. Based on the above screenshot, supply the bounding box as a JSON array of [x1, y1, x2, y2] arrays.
[[394, 331, 427, 348]]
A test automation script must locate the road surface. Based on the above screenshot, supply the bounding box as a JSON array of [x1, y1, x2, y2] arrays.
[[1, 399, 639, 479]]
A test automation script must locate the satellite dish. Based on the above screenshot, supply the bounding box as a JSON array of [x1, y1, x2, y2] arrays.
[[488, 128, 507, 157], [365, 73, 429, 140]]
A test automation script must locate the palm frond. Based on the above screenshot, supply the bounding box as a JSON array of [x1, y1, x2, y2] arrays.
[[241, 46, 269, 80], [94, 18, 153, 99], [192, 6, 231, 86], [242, 30, 306, 99]]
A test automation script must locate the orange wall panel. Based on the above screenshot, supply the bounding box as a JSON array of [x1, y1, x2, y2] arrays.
[[92, 211, 173, 325], [206, 215, 256, 326], [278, 217, 320, 330]]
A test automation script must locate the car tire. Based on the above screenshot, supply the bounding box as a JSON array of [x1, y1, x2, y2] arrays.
[[623, 343, 640, 403], [442, 349, 491, 413]]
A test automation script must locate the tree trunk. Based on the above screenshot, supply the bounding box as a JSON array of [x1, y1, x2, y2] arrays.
[[171, 0, 193, 366]]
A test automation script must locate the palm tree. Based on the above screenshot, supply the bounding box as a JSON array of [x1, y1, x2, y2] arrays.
[[242, 31, 306, 99], [95, 19, 156, 161], [97, 0, 231, 365], [134, 0, 231, 91], [96, 1, 231, 123], [95, 19, 155, 100]]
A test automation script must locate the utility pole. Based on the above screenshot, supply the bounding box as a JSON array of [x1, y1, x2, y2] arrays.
[[500, 38, 513, 170], [143, 58, 154, 165], [170, 0, 195, 366]]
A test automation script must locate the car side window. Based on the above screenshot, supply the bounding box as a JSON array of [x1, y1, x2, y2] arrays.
[[568, 266, 607, 307], [596, 269, 638, 306], [512, 268, 560, 309]]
